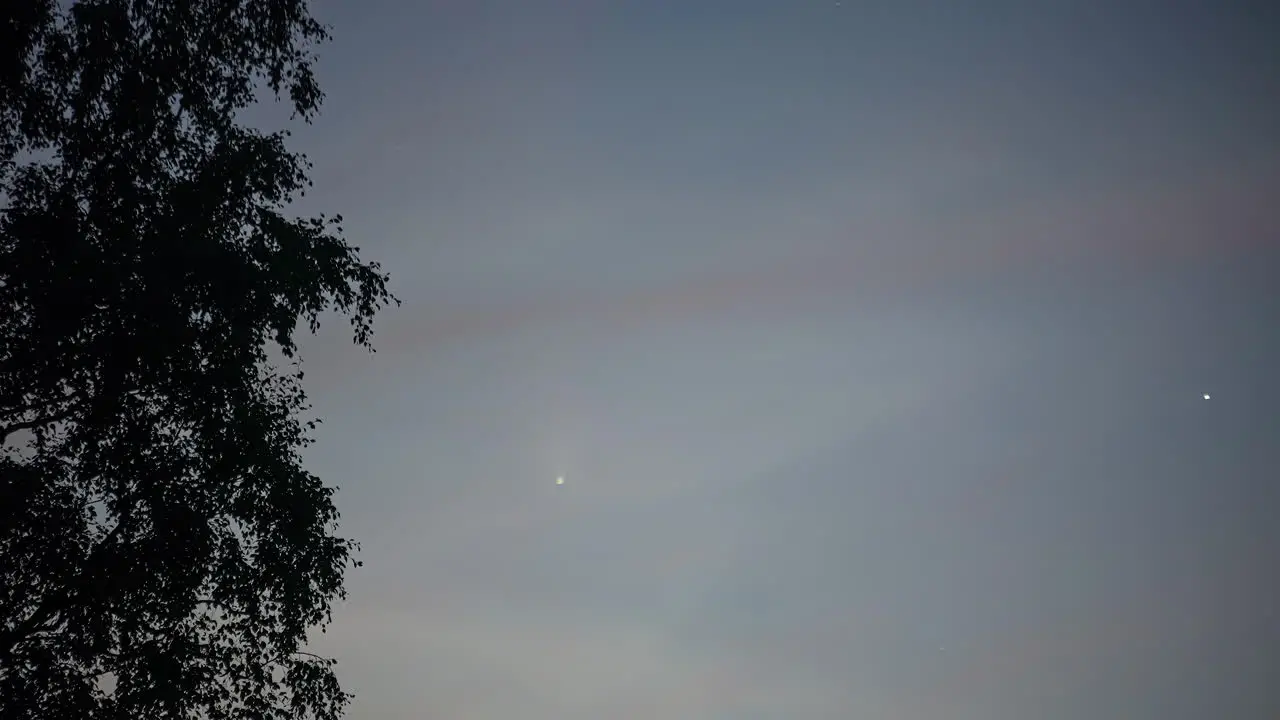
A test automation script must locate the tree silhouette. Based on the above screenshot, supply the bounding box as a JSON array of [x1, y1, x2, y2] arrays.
[[1, 1, 394, 717]]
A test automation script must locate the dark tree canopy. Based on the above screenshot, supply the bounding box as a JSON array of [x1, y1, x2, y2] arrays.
[[1, 1, 394, 717]]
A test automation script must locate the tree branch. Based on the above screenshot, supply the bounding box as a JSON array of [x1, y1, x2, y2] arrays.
[[267, 650, 334, 666], [0, 495, 134, 658], [0, 406, 78, 444], [0, 387, 84, 418]]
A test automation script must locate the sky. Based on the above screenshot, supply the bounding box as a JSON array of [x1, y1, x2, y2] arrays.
[[251, 1, 1280, 717]]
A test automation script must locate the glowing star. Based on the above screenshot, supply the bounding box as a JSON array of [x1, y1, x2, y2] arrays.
[[556, 476, 565, 486], [1203, 393, 1211, 400]]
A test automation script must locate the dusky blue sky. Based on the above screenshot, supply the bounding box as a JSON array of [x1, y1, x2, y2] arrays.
[[250, 1, 1280, 717]]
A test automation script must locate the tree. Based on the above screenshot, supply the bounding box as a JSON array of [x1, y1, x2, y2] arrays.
[[0, 1, 395, 717]]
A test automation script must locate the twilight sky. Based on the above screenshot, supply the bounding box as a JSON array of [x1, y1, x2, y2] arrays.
[[258, 1, 1280, 717]]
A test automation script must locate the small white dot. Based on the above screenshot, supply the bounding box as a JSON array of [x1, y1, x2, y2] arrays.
[[1203, 393, 1211, 400], [556, 476, 565, 485]]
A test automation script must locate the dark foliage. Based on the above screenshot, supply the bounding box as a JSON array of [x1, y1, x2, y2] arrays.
[[1, 1, 394, 717]]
